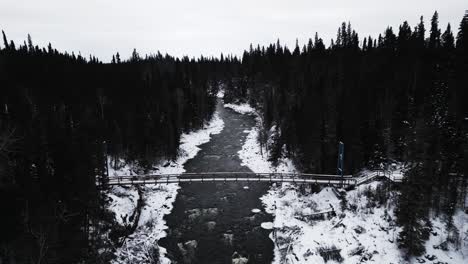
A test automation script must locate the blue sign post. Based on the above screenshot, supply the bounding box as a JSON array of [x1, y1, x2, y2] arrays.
[[337, 141, 344, 178]]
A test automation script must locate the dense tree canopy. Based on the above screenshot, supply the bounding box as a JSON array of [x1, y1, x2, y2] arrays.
[[0, 10, 467, 262], [0, 34, 235, 262], [225, 11, 468, 257]]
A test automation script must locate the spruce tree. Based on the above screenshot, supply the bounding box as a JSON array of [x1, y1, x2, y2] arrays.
[[367, 36, 373, 50], [398, 21, 412, 52], [2, 30, 9, 50], [314, 33, 325, 50], [346, 22, 352, 47], [27, 34, 34, 52], [414, 16, 426, 48], [351, 30, 359, 49], [307, 38, 313, 52], [336, 27, 342, 47], [441, 24, 455, 50], [456, 11, 468, 50], [293, 38, 300, 56], [429, 11, 441, 49], [130, 48, 140, 62], [47, 42, 53, 54], [383, 27, 397, 50], [9, 40, 15, 51], [396, 164, 428, 257]]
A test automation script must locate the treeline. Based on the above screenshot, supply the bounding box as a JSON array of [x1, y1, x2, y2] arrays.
[[1, 10, 467, 261], [0, 33, 227, 262], [225, 11, 468, 256]]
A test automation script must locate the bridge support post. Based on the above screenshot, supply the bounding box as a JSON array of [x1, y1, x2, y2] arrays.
[[337, 141, 345, 187]]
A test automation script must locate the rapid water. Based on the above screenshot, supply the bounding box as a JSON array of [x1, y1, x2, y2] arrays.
[[159, 100, 274, 264]]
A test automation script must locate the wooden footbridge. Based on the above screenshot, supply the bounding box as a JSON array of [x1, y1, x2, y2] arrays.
[[100, 170, 403, 188], [99, 143, 403, 188], [100, 172, 357, 187]]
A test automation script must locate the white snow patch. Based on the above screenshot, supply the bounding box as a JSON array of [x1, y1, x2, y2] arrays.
[[261, 183, 396, 263], [108, 111, 225, 264], [217, 89, 225, 98], [112, 184, 179, 264], [107, 186, 139, 226], [228, 101, 296, 174], [423, 210, 468, 264], [239, 126, 297, 174], [232, 101, 301, 263], [262, 181, 468, 264], [224, 103, 256, 115], [252, 209, 261, 214], [108, 111, 224, 177], [175, 112, 225, 172], [233, 101, 466, 263], [261, 222, 274, 230]]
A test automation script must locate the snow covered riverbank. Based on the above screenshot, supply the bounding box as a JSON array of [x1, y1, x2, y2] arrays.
[[225, 102, 296, 174], [262, 182, 399, 264], [261, 181, 468, 264], [230, 101, 468, 264], [106, 111, 225, 264]]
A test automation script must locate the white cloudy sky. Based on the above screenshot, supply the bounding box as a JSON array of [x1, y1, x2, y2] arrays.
[[0, 0, 466, 61]]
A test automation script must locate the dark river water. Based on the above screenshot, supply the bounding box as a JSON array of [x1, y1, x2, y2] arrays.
[[159, 100, 274, 264]]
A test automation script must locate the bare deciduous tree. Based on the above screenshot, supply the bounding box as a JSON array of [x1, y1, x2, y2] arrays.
[[0, 126, 19, 158], [30, 226, 48, 264]]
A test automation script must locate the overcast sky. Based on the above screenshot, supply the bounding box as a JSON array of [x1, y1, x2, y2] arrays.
[[1, 0, 466, 62]]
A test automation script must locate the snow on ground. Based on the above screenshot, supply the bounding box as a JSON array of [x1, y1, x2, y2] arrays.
[[224, 100, 297, 173], [107, 111, 225, 264], [217, 89, 225, 98], [224, 103, 256, 115], [108, 112, 224, 177], [262, 181, 468, 264], [239, 125, 297, 173], [107, 186, 139, 226], [227, 101, 296, 174], [262, 182, 399, 264], [112, 184, 179, 264], [424, 210, 468, 264], [261, 222, 275, 230], [232, 101, 467, 263], [252, 208, 261, 213]]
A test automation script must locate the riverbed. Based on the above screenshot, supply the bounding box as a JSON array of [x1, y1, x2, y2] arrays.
[[159, 100, 274, 263]]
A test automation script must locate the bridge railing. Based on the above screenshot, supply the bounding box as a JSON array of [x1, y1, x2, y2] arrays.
[[109, 173, 355, 181], [110, 172, 354, 178], [103, 172, 356, 187], [354, 170, 404, 185]]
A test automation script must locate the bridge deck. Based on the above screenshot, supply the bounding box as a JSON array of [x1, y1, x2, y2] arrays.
[[102, 172, 356, 187]]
